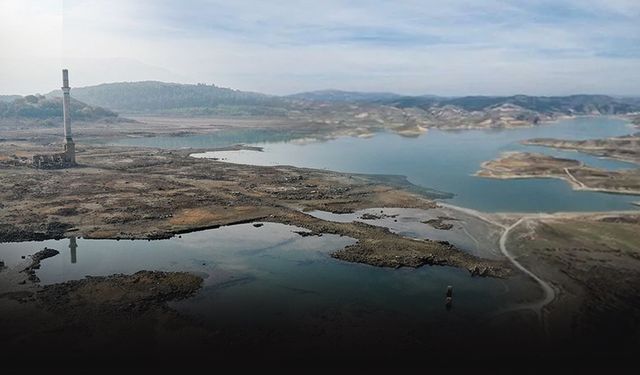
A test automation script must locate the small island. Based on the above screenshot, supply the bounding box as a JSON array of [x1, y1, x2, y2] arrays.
[[477, 151, 640, 195]]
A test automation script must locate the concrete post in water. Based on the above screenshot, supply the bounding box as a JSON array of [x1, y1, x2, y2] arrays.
[[61, 69, 76, 165], [445, 285, 453, 310]]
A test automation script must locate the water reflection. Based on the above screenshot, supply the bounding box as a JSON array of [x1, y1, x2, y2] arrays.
[[69, 237, 77, 264], [0, 223, 536, 334]]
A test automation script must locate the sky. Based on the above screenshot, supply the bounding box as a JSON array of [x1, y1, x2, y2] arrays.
[[1, 0, 639, 96]]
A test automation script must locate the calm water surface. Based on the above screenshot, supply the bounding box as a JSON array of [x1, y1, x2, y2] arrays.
[[0, 223, 534, 331], [116, 116, 639, 212]]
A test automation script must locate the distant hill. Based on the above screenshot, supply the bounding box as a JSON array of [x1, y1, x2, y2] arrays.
[[42, 80, 640, 118], [287, 90, 403, 103], [49, 81, 289, 115], [286, 91, 640, 115], [380, 94, 640, 115], [0, 94, 118, 122]]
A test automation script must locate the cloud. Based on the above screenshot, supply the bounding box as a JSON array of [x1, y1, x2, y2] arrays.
[[0, 0, 638, 95]]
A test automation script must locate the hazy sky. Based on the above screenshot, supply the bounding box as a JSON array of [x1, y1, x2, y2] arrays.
[[1, 0, 639, 95]]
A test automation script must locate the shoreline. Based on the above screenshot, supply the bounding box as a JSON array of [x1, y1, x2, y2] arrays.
[[476, 152, 640, 197], [67, 113, 625, 148], [2, 126, 640, 363], [521, 143, 640, 166], [477, 170, 640, 196], [0, 143, 510, 277]]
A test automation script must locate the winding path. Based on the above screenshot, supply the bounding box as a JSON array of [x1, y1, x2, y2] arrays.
[[439, 203, 556, 318], [564, 167, 586, 189], [498, 218, 555, 317]]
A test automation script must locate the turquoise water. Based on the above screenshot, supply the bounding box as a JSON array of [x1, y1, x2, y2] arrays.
[[0, 223, 533, 333], [116, 116, 638, 212]]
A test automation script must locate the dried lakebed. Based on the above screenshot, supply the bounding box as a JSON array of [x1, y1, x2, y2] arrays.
[[0, 142, 546, 360], [3, 116, 640, 362], [0, 144, 506, 275]]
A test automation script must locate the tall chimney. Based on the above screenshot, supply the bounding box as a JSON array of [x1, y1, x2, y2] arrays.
[[61, 69, 75, 164]]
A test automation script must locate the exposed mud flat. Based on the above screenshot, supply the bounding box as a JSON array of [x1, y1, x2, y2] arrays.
[[0, 143, 511, 276], [506, 213, 640, 349], [308, 206, 506, 261]]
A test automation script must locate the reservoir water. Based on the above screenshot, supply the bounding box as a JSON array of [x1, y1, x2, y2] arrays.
[[0, 222, 537, 338], [116, 116, 639, 212], [2, 116, 635, 347]]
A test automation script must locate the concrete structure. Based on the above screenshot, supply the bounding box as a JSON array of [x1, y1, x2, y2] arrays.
[[62, 69, 76, 164], [32, 152, 75, 169], [30, 69, 76, 169]]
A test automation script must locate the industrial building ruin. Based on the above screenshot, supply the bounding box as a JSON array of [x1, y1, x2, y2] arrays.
[[31, 69, 76, 169]]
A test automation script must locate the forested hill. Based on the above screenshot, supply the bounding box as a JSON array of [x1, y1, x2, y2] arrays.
[[0, 94, 118, 121], [49, 81, 289, 115]]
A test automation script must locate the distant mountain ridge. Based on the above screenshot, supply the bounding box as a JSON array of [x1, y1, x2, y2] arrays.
[[45, 82, 640, 117], [381, 94, 640, 115], [287, 89, 403, 103], [292, 90, 639, 115]]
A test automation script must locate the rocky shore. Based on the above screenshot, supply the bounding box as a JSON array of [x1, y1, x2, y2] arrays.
[[0, 247, 205, 362]]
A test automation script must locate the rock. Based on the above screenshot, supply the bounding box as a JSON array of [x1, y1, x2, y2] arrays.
[[20, 248, 60, 284], [469, 266, 489, 277], [32, 247, 60, 263], [360, 212, 399, 220], [253, 223, 264, 228], [293, 230, 322, 237], [360, 213, 381, 220], [421, 217, 454, 230]]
